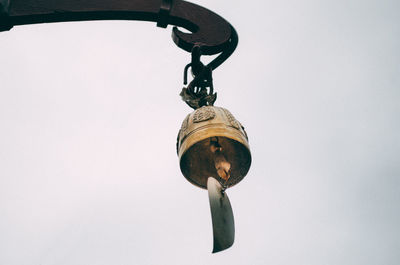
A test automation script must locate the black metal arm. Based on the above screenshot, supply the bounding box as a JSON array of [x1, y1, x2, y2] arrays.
[[0, 0, 238, 68]]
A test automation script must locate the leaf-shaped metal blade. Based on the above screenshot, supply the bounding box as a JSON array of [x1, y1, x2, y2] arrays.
[[207, 177, 235, 253]]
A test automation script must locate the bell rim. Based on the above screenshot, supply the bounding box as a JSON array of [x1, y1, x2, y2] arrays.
[[179, 138, 252, 189], [178, 124, 251, 189]]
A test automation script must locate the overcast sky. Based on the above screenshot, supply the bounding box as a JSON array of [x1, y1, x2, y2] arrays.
[[0, 0, 399, 264]]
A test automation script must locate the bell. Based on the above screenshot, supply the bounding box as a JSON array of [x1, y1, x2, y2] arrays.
[[177, 105, 251, 253], [177, 105, 251, 188]]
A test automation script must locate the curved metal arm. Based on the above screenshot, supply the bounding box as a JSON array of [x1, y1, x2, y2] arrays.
[[0, 0, 237, 66]]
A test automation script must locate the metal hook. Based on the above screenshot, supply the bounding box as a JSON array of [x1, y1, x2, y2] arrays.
[[191, 45, 204, 76], [183, 63, 192, 85], [180, 45, 217, 109]]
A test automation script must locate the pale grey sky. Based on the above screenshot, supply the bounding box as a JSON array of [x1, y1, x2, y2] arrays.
[[0, 0, 399, 264]]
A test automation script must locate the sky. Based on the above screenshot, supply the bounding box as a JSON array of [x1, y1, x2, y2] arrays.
[[0, 0, 399, 264]]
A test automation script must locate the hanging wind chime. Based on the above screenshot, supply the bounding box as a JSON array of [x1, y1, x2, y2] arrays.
[[177, 44, 251, 252], [0, 0, 252, 253]]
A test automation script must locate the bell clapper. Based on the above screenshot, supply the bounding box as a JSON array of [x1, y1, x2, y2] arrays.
[[210, 137, 231, 186]]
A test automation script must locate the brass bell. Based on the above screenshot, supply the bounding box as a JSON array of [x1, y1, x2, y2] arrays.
[[177, 106, 251, 188]]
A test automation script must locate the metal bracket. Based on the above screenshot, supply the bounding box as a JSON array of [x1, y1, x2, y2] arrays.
[[0, 0, 238, 67], [0, 0, 12, 31], [157, 0, 172, 28]]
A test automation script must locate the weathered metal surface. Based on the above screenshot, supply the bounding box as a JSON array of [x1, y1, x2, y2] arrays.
[[0, 0, 9, 13], [207, 177, 235, 253], [0, 0, 235, 56], [177, 106, 251, 189]]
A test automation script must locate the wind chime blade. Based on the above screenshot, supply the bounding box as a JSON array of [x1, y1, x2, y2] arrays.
[[207, 177, 235, 253]]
